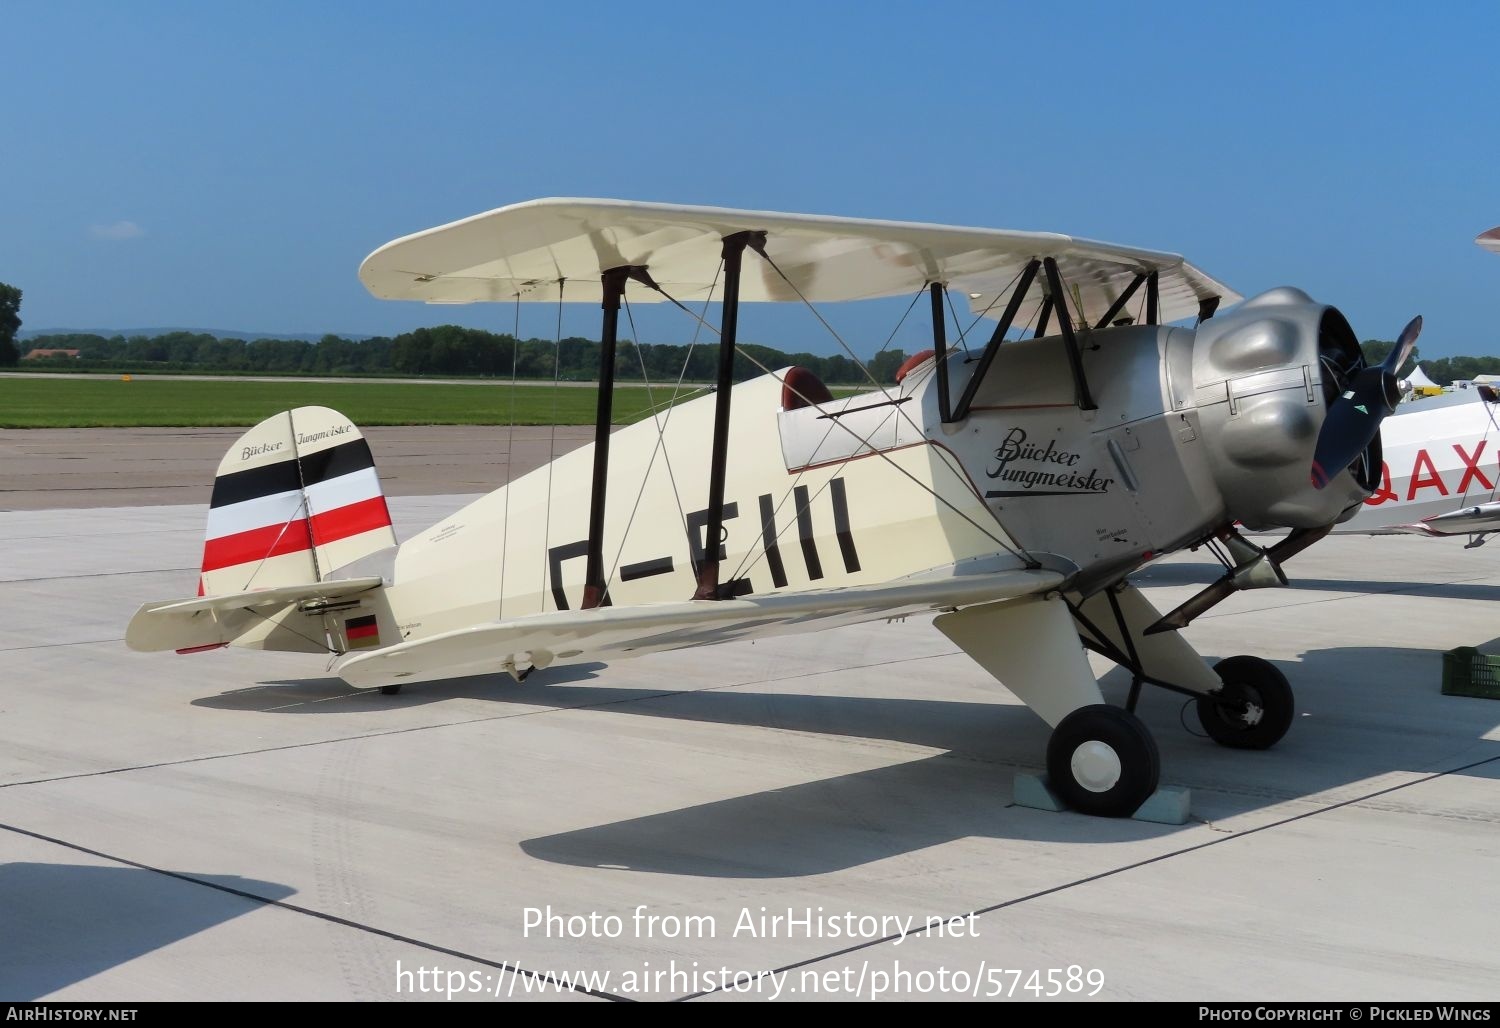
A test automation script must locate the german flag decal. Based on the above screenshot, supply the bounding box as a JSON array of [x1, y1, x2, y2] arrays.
[[345, 614, 381, 650]]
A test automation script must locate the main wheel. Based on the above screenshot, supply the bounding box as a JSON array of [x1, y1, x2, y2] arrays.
[[379, 684, 402, 696], [1197, 655, 1294, 750], [1045, 705, 1160, 817]]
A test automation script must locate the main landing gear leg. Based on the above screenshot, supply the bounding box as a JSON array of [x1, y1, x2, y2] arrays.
[[1070, 584, 1295, 751], [935, 596, 1159, 817]]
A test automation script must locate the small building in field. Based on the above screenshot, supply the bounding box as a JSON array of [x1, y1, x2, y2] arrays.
[[22, 348, 82, 360]]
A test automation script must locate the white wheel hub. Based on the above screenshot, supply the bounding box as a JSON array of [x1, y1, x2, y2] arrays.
[[1069, 740, 1122, 793]]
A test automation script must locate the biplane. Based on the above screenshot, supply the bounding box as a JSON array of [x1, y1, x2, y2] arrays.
[[127, 198, 1418, 817]]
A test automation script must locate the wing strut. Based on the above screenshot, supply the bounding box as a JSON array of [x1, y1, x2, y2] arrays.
[[694, 230, 766, 599], [583, 264, 651, 609], [928, 282, 951, 423], [1094, 273, 1146, 329], [1034, 295, 1053, 338], [1044, 257, 1098, 412], [947, 258, 1041, 422]]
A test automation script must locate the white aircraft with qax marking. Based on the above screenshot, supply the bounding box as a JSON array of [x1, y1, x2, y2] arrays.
[[1333, 226, 1500, 543], [1337, 384, 1500, 542], [126, 199, 1420, 818]]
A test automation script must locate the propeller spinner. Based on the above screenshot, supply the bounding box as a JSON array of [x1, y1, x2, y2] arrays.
[[1310, 316, 1423, 489]]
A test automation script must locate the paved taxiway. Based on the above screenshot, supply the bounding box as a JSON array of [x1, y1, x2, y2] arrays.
[[2, 431, 1499, 1001], [0, 425, 593, 509]]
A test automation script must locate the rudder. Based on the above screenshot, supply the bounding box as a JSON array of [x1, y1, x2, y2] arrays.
[[201, 406, 395, 595]]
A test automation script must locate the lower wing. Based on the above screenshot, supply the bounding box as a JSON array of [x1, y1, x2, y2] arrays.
[[335, 567, 1063, 689]]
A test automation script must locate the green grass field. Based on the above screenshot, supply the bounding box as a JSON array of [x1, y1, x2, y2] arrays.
[[0, 376, 865, 428], [0, 377, 711, 428]]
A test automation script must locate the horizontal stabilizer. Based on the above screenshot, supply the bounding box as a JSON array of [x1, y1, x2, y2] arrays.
[[335, 568, 1062, 689], [126, 577, 383, 652], [142, 577, 383, 616]]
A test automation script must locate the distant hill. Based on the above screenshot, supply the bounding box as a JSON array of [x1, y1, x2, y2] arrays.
[[18, 327, 371, 342]]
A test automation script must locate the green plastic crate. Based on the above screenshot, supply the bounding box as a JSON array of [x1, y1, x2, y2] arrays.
[[1441, 647, 1500, 699]]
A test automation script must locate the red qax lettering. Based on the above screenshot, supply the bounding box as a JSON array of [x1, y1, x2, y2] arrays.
[[1454, 441, 1495, 494], [1365, 462, 1398, 506], [1406, 449, 1449, 501]]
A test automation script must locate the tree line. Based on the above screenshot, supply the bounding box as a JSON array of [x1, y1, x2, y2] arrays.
[[13, 325, 911, 384], [13, 319, 1500, 387]]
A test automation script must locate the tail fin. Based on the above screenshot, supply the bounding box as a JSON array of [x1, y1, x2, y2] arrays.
[[201, 406, 395, 595]]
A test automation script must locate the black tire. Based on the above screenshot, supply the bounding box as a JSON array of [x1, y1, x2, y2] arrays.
[[379, 684, 402, 696], [1045, 704, 1161, 817], [1197, 655, 1294, 750]]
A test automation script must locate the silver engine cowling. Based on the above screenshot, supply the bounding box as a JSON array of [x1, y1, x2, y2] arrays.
[[1190, 287, 1375, 530], [929, 285, 1382, 597]]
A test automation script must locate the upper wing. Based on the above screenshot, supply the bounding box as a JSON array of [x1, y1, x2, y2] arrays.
[[358, 197, 1238, 330], [334, 567, 1063, 689]]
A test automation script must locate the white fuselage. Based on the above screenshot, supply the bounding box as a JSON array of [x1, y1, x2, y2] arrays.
[[362, 324, 1265, 651], [372, 371, 1025, 646], [1339, 391, 1500, 532]]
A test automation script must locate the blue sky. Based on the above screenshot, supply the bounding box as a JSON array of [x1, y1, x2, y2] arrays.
[[4, 1, 1499, 357]]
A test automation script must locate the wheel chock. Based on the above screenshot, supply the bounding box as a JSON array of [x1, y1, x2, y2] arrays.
[[1013, 773, 1191, 824], [1130, 785, 1191, 825], [1013, 772, 1068, 812]]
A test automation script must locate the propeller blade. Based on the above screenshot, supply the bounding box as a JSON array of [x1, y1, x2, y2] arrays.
[[1381, 315, 1423, 376], [1311, 369, 1385, 489], [1312, 314, 1421, 490]]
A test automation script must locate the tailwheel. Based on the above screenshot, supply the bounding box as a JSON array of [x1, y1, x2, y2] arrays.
[[1197, 655, 1294, 750], [1045, 705, 1160, 817], [379, 684, 402, 696]]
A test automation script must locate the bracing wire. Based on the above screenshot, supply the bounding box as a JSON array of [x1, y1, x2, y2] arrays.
[[726, 403, 903, 588], [596, 266, 726, 599], [652, 260, 722, 524], [731, 342, 1034, 570], [942, 287, 971, 356], [606, 266, 722, 592], [239, 496, 310, 593], [242, 599, 336, 655], [880, 283, 929, 357], [751, 252, 1039, 567], [644, 279, 1035, 567], [753, 248, 933, 444], [724, 282, 927, 586], [952, 263, 1027, 354], [602, 294, 695, 594]]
